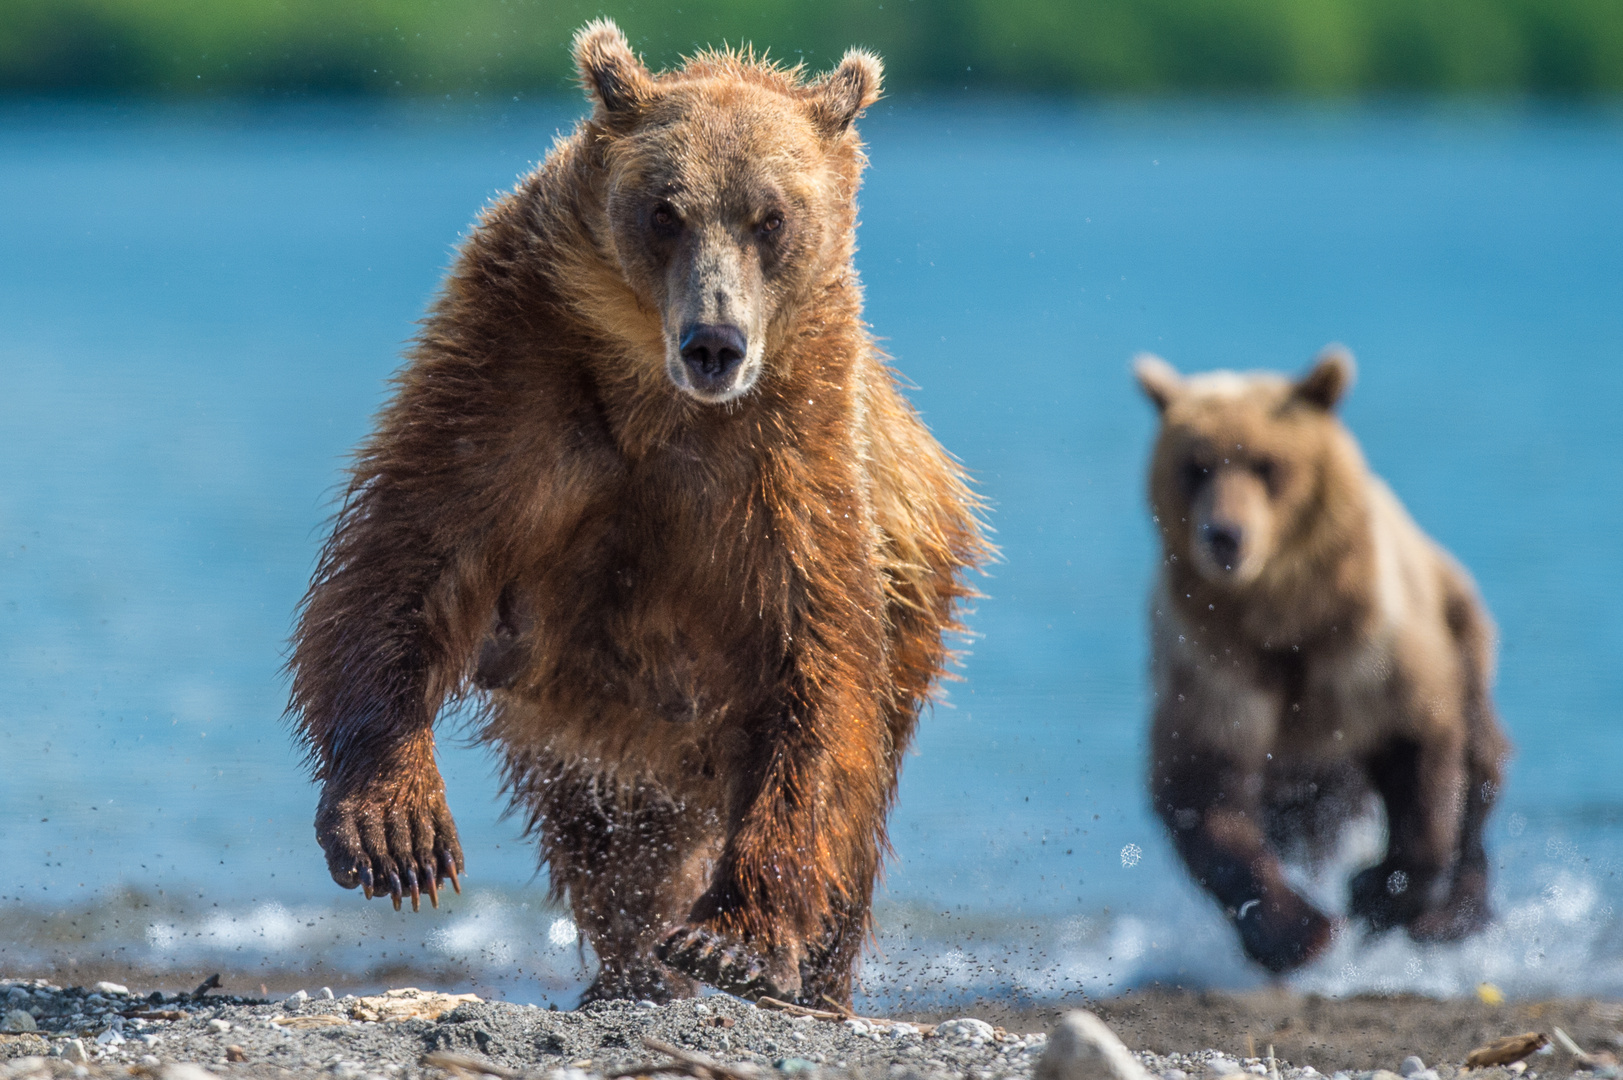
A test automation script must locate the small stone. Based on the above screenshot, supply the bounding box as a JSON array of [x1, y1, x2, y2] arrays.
[[59, 1039, 89, 1063], [1210, 1060, 1242, 1078], [636, 999, 659, 1009], [1, 1010, 38, 1033], [226, 1046, 247, 1062], [286, 990, 309, 1007], [1401, 1059, 1426, 1077], [1164, 1071, 1190, 1080], [95, 1027, 124, 1046], [207, 1019, 232, 1034], [161, 1065, 223, 1080], [91, 983, 128, 997], [141, 1056, 162, 1067], [321, 988, 335, 1000], [1035, 1012, 1152, 1080]]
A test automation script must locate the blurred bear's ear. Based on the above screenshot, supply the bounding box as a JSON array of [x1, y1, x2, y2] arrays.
[[1293, 345, 1356, 410], [573, 19, 652, 118], [807, 49, 883, 138], [1134, 353, 1182, 413]]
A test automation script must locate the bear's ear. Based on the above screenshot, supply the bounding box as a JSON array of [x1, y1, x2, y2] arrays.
[[573, 19, 653, 118], [807, 49, 884, 138], [1133, 353, 1182, 413], [1292, 345, 1356, 411]]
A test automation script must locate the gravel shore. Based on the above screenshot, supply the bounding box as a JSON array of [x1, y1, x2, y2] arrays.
[[0, 978, 1615, 1080]]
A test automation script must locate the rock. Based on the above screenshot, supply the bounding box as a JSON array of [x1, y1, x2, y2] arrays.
[[0, 1012, 36, 1034], [94, 1027, 124, 1046], [1035, 1011, 1152, 1080], [1210, 1060, 1243, 1078], [285, 991, 309, 1007], [1371, 1071, 1404, 1080], [937, 1018, 998, 1046], [91, 983, 128, 997], [226, 1045, 247, 1062], [207, 1019, 232, 1034], [160, 1065, 221, 1080], [349, 988, 480, 1024], [321, 988, 335, 1000], [57, 1039, 88, 1064]]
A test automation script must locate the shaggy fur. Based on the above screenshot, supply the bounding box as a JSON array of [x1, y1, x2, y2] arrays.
[[1135, 349, 1510, 973], [288, 20, 989, 1007]]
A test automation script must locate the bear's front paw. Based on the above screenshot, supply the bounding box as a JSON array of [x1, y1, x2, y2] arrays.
[[316, 779, 464, 913], [1348, 862, 1429, 932], [1235, 891, 1336, 974], [1407, 867, 1492, 943], [656, 924, 801, 1002]]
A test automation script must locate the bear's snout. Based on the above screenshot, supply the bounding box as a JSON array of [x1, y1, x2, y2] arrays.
[[1203, 521, 1244, 572], [678, 322, 749, 396]]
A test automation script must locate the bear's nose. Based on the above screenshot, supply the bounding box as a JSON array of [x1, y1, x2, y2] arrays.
[[679, 323, 747, 385], [1205, 523, 1244, 571]]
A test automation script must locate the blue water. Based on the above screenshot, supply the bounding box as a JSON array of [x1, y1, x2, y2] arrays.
[[2, 98, 1621, 1004]]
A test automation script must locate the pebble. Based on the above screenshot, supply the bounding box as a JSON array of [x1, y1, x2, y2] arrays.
[[0, 1010, 38, 1033], [57, 1039, 88, 1064], [286, 990, 310, 1006], [1210, 1059, 1243, 1077], [321, 988, 335, 999], [1035, 1010, 1152, 1080], [91, 982, 129, 997], [207, 1019, 233, 1034]]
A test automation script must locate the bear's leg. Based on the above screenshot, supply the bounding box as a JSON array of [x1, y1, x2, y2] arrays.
[[528, 765, 718, 1004], [1409, 750, 1498, 941], [794, 890, 871, 1008], [1158, 751, 1334, 973], [1349, 733, 1467, 932]]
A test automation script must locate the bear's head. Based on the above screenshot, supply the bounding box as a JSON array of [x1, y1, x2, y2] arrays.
[[1136, 347, 1359, 588], [571, 20, 882, 404]]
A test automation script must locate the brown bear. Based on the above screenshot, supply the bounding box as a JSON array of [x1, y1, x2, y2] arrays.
[[1134, 348, 1510, 973], [286, 20, 989, 1007]]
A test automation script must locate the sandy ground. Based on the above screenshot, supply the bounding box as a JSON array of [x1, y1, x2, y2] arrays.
[[3, 977, 1621, 1080]]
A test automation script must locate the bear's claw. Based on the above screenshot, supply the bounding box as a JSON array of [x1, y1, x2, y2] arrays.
[[316, 782, 464, 914], [656, 925, 797, 1001]]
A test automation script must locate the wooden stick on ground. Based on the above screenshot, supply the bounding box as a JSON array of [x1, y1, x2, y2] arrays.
[[754, 996, 935, 1038], [602, 1036, 762, 1080], [422, 1050, 526, 1078]]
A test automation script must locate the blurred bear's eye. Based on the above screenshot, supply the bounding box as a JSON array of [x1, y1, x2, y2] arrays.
[[1252, 457, 1279, 493], [758, 211, 784, 237], [1181, 461, 1210, 494], [650, 201, 680, 234]]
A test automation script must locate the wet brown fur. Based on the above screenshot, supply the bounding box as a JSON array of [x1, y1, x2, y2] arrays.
[[288, 21, 989, 1006], [1136, 350, 1510, 973]]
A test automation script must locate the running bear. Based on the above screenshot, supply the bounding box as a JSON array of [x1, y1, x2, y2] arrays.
[[288, 21, 988, 1006], [1135, 348, 1509, 973]]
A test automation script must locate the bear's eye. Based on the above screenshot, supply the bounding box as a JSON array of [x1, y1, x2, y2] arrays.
[[1181, 461, 1210, 494], [650, 201, 680, 234], [1252, 457, 1279, 493], [757, 211, 784, 237]]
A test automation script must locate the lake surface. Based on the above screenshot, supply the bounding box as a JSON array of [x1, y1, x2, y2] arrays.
[[2, 98, 1621, 1006]]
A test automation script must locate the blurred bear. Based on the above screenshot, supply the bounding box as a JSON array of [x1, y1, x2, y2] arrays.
[[288, 20, 989, 1005], [1135, 348, 1509, 972]]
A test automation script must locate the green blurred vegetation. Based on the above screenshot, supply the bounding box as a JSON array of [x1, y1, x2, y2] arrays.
[[4, 0, 1622, 96]]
